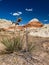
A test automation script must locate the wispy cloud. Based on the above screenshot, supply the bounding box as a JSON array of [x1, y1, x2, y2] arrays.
[[25, 8, 33, 11], [10, 11, 22, 16], [43, 20, 48, 22]]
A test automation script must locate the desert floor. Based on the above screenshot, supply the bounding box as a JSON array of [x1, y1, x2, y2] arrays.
[[0, 31, 49, 65]]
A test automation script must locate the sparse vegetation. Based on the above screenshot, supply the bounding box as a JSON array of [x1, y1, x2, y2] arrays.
[[1, 37, 23, 54], [1, 37, 36, 54], [27, 42, 35, 52]]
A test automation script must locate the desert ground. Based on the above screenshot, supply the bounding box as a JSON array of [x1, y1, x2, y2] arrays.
[[0, 31, 49, 65]]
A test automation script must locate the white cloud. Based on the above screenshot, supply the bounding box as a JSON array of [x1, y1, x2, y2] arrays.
[[25, 8, 33, 11], [13, 13, 20, 16], [44, 20, 48, 22], [18, 12, 22, 14], [10, 11, 22, 16]]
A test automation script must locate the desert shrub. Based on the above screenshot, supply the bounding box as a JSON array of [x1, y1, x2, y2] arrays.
[[1, 37, 23, 54], [27, 42, 35, 52]]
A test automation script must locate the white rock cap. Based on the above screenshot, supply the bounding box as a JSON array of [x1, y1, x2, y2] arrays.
[[29, 18, 39, 23]]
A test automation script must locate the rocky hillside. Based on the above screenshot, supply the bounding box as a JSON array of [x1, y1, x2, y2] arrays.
[[29, 24, 49, 37], [0, 18, 49, 65], [23, 18, 43, 28], [0, 18, 49, 37], [3, 18, 44, 31], [0, 19, 12, 28]]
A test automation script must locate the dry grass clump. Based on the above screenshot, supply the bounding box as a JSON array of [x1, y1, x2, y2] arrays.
[[1, 37, 23, 54], [1, 36, 36, 54]]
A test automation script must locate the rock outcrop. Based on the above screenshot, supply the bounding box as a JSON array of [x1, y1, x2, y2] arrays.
[[1, 18, 49, 37], [0, 18, 43, 31], [23, 18, 43, 28], [0, 19, 12, 28]]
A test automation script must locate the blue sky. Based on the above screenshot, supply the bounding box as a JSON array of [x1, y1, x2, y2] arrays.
[[0, 0, 49, 24]]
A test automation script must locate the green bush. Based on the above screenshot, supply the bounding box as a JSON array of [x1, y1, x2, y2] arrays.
[[1, 37, 22, 54]]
